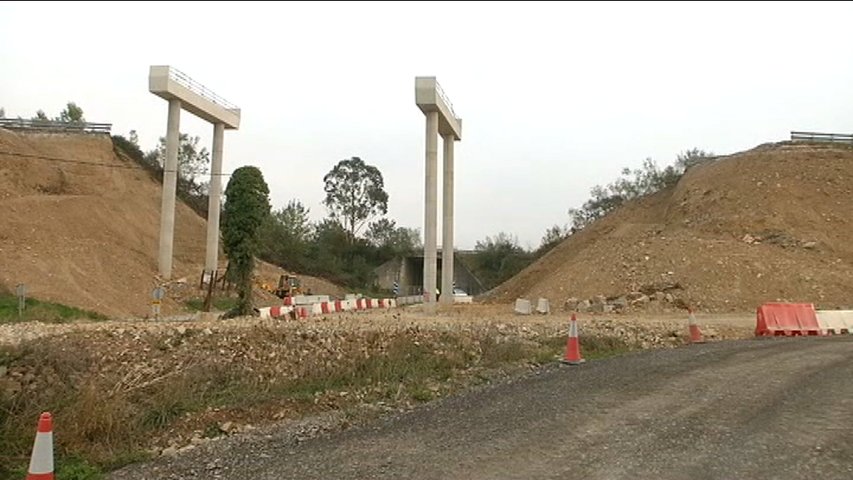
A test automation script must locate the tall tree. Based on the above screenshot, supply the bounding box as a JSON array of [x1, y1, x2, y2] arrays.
[[366, 218, 421, 257], [222, 166, 271, 316], [274, 199, 313, 241], [322, 156, 389, 239], [156, 133, 211, 181], [58, 102, 85, 123], [257, 199, 313, 271], [128, 129, 140, 148]]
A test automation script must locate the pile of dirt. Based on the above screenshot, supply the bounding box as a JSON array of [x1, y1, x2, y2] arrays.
[[0, 128, 343, 317], [488, 142, 853, 312]]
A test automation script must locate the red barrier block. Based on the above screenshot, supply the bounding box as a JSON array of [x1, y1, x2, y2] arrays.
[[755, 303, 822, 336], [283, 297, 293, 306], [270, 306, 281, 318], [321, 302, 331, 314], [334, 300, 342, 312], [356, 299, 365, 310]]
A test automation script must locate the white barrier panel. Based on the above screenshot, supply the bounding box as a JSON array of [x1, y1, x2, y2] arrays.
[[345, 293, 359, 301], [536, 298, 550, 314], [400, 295, 423, 305], [293, 295, 330, 305], [343, 299, 357, 311], [310, 303, 323, 315], [816, 310, 853, 333], [257, 307, 271, 319], [454, 295, 473, 304], [514, 298, 532, 315], [389, 299, 397, 308]]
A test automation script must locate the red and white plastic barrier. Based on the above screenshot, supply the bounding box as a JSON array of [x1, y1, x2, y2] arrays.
[[816, 310, 853, 334], [755, 303, 822, 336], [258, 296, 407, 320]]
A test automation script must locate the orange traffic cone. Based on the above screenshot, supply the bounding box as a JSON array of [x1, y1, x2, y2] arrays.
[[561, 313, 585, 365], [27, 412, 54, 480], [688, 308, 705, 344]]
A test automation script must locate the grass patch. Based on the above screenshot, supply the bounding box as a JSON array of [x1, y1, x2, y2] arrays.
[[0, 294, 107, 324], [184, 296, 239, 312]]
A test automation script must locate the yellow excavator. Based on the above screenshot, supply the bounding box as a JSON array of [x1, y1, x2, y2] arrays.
[[273, 274, 303, 299]]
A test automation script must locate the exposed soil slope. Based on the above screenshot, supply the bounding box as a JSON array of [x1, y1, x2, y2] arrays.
[[489, 142, 853, 312], [0, 129, 343, 317]]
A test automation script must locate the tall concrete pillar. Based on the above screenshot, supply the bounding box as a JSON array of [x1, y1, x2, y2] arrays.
[[158, 98, 181, 279], [423, 111, 439, 313], [205, 122, 225, 275], [440, 134, 455, 306]]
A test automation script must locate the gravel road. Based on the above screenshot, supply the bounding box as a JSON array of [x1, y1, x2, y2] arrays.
[[110, 336, 852, 480]]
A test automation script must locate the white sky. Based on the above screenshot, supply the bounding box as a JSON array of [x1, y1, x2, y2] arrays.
[[3, 1, 853, 250]]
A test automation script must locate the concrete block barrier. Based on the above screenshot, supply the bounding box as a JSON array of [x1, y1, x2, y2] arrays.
[[514, 298, 532, 315]]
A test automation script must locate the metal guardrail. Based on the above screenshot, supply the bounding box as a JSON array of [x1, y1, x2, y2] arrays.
[[435, 80, 458, 119], [791, 131, 853, 143], [168, 67, 240, 113], [0, 118, 112, 133]]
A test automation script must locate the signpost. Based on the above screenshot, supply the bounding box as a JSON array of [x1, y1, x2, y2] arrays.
[[151, 286, 165, 319], [16, 283, 26, 319]]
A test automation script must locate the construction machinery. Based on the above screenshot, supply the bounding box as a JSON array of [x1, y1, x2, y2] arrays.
[[273, 274, 302, 299]]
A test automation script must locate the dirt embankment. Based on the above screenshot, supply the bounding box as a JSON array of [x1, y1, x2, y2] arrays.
[[0, 129, 343, 317], [488, 142, 853, 312]]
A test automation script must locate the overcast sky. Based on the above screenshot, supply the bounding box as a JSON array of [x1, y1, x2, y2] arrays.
[[3, 1, 853, 250]]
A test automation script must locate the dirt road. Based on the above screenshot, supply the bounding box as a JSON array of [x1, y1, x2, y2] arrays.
[[109, 336, 852, 480]]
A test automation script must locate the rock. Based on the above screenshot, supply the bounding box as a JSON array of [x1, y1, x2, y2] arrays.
[[161, 446, 178, 456], [176, 326, 187, 335], [672, 298, 689, 310], [742, 234, 756, 244], [593, 295, 607, 305], [603, 304, 615, 313], [626, 292, 645, 301], [178, 444, 196, 453], [219, 421, 233, 433], [803, 241, 817, 250], [652, 292, 666, 302], [564, 297, 579, 310], [630, 294, 650, 307], [612, 297, 628, 310], [590, 302, 605, 313], [664, 293, 675, 303], [576, 300, 591, 313], [640, 282, 682, 295]]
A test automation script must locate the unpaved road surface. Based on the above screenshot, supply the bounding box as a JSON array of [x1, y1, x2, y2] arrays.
[[110, 336, 853, 480]]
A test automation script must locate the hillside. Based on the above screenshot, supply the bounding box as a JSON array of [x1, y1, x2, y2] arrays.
[[0, 128, 344, 317], [488, 142, 853, 312]]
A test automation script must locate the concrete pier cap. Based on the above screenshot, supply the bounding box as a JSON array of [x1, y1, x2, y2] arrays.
[[149, 65, 241, 129], [415, 77, 462, 140]]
